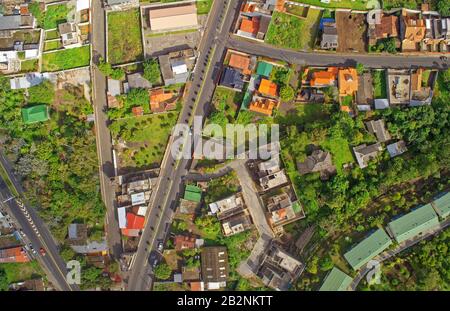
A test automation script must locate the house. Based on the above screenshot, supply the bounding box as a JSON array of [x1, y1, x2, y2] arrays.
[[132, 106, 144, 116], [248, 97, 279, 116], [71, 240, 108, 255], [148, 3, 198, 32], [67, 223, 88, 246], [182, 266, 201, 282], [159, 52, 192, 86], [258, 79, 278, 97], [209, 194, 245, 220], [344, 229, 392, 270], [190, 281, 205, 291], [387, 204, 440, 244], [431, 192, 450, 220], [374, 98, 390, 110], [228, 53, 252, 75], [0, 246, 30, 263], [365, 119, 391, 143], [338, 68, 358, 97], [297, 89, 325, 103], [367, 11, 399, 45], [321, 22, 338, 50], [256, 61, 273, 78], [258, 157, 281, 176], [387, 69, 411, 105], [400, 10, 426, 52], [219, 67, 245, 91], [265, 188, 305, 232], [238, 16, 261, 38], [21, 105, 49, 124], [127, 73, 152, 89], [174, 235, 196, 251], [10, 73, 44, 90], [309, 68, 338, 87], [184, 185, 202, 204], [319, 267, 353, 291], [221, 212, 253, 237], [149, 88, 177, 113], [108, 78, 122, 97], [259, 170, 288, 191], [353, 143, 383, 169], [201, 246, 229, 289], [256, 242, 303, 291], [58, 22, 79, 47], [121, 213, 145, 237], [257, 15, 272, 40], [387, 140, 408, 158], [0, 15, 36, 31], [297, 149, 336, 179], [9, 278, 45, 291]]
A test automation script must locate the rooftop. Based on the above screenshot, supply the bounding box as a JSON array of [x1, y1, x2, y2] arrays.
[[184, 185, 202, 203], [432, 192, 450, 219], [319, 267, 353, 291], [338, 68, 358, 97], [228, 53, 252, 75], [21, 105, 49, 124], [365, 119, 391, 143], [258, 79, 278, 97]]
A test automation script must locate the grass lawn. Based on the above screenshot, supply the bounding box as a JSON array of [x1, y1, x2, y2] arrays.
[[42, 46, 90, 72], [212, 86, 242, 121], [107, 9, 143, 65], [372, 70, 387, 99], [270, 66, 292, 86], [197, 0, 213, 15], [111, 111, 179, 169], [45, 30, 60, 40], [42, 4, 70, 30], [0, 261, 44, 283], [265, 10, 321, 51], [290, 0, 374, 10], [44, 40, 61, 51], [20, 59, 39, 73], [321, 137, 354, 173], [276, 103, 331, 125]]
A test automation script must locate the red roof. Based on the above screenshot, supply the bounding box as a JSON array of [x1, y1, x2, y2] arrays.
[[132, 106, 144, 116], [126, 213, 145, 230], [240, 17, 260, 35], [174, 235, 196, 251]]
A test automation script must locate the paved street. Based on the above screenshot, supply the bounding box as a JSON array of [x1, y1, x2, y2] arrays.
[[227, 36, 449, 69], [126, 0, 242, 291], [0, 152, 78, 291], [91, 0, 122, 259]]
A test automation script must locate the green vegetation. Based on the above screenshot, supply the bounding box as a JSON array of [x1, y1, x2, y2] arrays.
[[204, 171, 240, 204], [109, 111, 179, 169], [20, 59, 38, 73], [383, 0, 423, 10], [197, 0, 213, 15], [437, 0, 450, 15], [154, 263, 173, 280], [107, 9, 143, 64], [0, 77, 103, 241], [44, 40, 61, 51], [280, 85, 295, 102], [372, 70, 387, 99], [42, 46, 90, 72], [45, 30, 60, 40], [207, 86, 243, 128], [29, 2, 70, 30], [143, 58, 162, 85], [98, 57, 125, 80], [371, 38, 398, 54], [0, 261, 43, 290], [290, 0, 371, 10], [265, 10, 321, 50]]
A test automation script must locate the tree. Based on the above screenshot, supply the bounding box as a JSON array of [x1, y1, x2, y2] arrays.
[[28, 80, 55, 104], [356, 63, 365, 75], [280, 85, 295, 102], [143, 58, 161, 85], [437, 0, 450, 16], [0, 267, 8, 291], [97, 57, 124, 80], [154, 263, 172, 280]]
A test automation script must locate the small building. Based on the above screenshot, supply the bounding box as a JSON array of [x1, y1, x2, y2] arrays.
[[67, 223, 88, 246], [21, 105, 49, 124], [149, 3, 198, 32], [190, 281, 205, 291], [127, 73, 152, 89], [107, 78, 122, 97], [431, 192, 450, 220], [258, 79, 278, 97], [10, 73, 44, 90], [159, 51, 193, 86], [374, 98, 389, 110], [238, 16, 261, 38], [228, 53, 252, 75], [149, 88, 177, 113], [201, 246, 229, 288], [309, 68, 338, 87], [343, 228, 392, 270], [265, 188, 305, 233], [184, 185, 202, 203], [0, 15, 36, 31], [387, 140, 408, 158], [400, 10, 426, 52], [387, 204, 440, 244], [321, 22, 338, 50], [174, 235, 196, 251], [319, 267, 353, 291], [338, 68, 358, 97], [219, 67, 245, 91], [221, 213, 253, 237], [353, 143, 383, 169], [121, 213, 145, 237], [209, 194, 245, 219], [365, 119, 391, 143], [256, 61, 273, 78], [58, 22, 79, 47], [0, 246, 30, 263], [248, 97, 279, 116], [297, 149, 336, 179], [259, 170, 289, 191]]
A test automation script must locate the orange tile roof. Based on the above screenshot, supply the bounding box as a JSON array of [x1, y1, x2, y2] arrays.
[[150, 88, 176, 112], [310, 71, 336, 87], [338, 68, 358, 96], [190, 282, 204, 291], [0, 246, 30, 263], [132, 106, 144, 116], [126, 213, 145, 230], [258, 79, 278, 97], [249, 98, 279, 116], [242, 3, 256, 13], [229, 53, 251, 75], [240, 17, 260, 35]]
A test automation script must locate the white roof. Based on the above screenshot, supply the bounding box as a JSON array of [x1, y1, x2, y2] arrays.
[[108, 78, 122, 96], [0, 50, 17, 62], [209, 202, 219, 214], [77, 0, 90, 11], [131, 192, 146, 206], [10, 73, 44, 90], [374, 98, 389, 109], [172, 62, 188, 75], [137, 205, 148, 216], [207, 282, 221, 290], [118, 207, 127, 229], [24, 49, 39, 59], [357, 105, 372, 111]]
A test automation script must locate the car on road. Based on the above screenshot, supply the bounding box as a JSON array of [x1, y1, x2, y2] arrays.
[[39, 248, 46, 256], [29, 244, 37, 255], [157, 241, 164, 253]]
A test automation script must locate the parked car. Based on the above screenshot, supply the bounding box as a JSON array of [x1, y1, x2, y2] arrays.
[[39, 248, 46, 256]]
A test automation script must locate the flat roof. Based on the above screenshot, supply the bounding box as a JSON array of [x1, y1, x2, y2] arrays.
[[319, 267, 352, 291], [184, 185, 202, 203], [432, 192, 450, 219], [149, 4, 198, 31], [344, 228, 392, 270], [21, 105, 49, 124], [387, 204, 439, 244]]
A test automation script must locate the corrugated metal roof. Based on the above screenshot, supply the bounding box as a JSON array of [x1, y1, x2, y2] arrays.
[[344, 228, 392, 270], [319, 267, 352, 291], [256, 61, 273, 78], [21, 105, 49, 124], [432, 192, 450, 219], [387, 204, 440, 244], [184, 185, 202, 203]]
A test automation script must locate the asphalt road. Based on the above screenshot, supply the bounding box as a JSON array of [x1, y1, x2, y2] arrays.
[[227, 36, 449, 69], [0, 152, 79, 291], [91, 0, 122, 259], [126, 0, 242, 291]]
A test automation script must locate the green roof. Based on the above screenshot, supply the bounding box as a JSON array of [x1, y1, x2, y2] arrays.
[[256, 61, 273, 78], [344, 228, 392, 270], [432, 192, 450, 219], [319, 267, 352, 291], [184, 185, 202, 203], [387, 204, 440, 244], [21, 105, 49, 124], [240, 91, 253, 110]]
